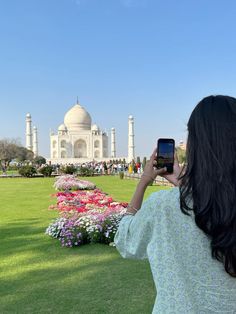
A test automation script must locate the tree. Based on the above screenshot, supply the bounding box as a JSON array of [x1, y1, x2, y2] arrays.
[[16, 146, 34, 162], [0, 138, 34, 170], [0, 139, 18, 168], [34, 156, 46, 166], [176, 147, 186, 164]]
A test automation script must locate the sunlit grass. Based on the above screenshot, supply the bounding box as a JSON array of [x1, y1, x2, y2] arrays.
[[0, 176, 168, 314]]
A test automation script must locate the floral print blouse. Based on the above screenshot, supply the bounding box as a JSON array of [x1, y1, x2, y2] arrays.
[[114, 188, 236, 313]]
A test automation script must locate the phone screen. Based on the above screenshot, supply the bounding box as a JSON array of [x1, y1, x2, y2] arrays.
[[157, 139, 175, 173]]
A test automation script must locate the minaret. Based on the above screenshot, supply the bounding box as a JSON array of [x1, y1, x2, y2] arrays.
[[33, 126, 38, 157], [26, 113, 33, 151], [128, 115, 135, 162], [111, 128, 116, 158]]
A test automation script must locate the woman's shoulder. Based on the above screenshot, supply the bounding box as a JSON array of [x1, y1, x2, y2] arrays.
[[146, 187, 180, 209], [145, 188, 198, 242], [140, 187, 180, 220], [151, 186, 179, 198]]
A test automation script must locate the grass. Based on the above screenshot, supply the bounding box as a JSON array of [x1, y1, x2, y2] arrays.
[[85, 175, 169, 202], [0, 176, 168, 314]]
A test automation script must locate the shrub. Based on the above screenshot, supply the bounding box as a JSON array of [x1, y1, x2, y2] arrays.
[[119, 171, 124, 179], [18, 165, 37, 177], [38, 164, 53, 177], [77, 167, 94, 177], [61, 165, 77, 175]]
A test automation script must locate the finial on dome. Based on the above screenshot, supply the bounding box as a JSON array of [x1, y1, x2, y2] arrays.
[[77, 96, 79, 105]]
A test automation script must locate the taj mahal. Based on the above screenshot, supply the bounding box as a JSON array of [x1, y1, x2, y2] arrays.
[[25, 101, 135, 164]]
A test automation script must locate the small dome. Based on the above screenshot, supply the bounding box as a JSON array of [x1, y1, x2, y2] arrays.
[[58, 123, 67, 131], [92, 124, 100, 132], [64, 103, 91, 131], [26, 113, 31, 118], [129, 115, 134, 119]]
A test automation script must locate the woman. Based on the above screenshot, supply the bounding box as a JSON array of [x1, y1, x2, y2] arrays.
[[114, 95, 236, 313]]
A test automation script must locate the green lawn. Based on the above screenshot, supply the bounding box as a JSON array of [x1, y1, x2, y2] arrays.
[[0, 176, 168, 314]]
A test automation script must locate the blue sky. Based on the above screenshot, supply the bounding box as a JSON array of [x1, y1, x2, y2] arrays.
[[1, 0, 236, 158]]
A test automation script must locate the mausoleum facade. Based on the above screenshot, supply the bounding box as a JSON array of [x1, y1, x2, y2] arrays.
[[50, 102, 109, 161]]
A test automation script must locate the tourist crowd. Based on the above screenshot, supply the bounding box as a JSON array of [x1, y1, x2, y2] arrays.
[[51, 160, 144, 175]]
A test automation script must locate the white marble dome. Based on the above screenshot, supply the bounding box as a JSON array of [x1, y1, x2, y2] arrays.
[[91, 124, 100, 132], [64, 103, 91, 131], [58, 123, 67, 131]]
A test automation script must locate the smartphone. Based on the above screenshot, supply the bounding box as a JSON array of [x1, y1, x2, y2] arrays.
[[157, 138, 175, 173]]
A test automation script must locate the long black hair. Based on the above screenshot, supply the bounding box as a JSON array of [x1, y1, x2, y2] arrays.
[[180, 95, 236, 277]]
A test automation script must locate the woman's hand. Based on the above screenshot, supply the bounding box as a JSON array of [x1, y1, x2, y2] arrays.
[[160, 152, 183, 186], [140, 148, 167, 186], [126, 148, 183, 216]]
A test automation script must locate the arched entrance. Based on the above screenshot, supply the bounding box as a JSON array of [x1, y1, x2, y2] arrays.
[[61, 151, 67, 158], [94, 140, 100, 148], [94, 150, 100, 158], [74, 139, 87, 158], [61, 140, 66, 148]]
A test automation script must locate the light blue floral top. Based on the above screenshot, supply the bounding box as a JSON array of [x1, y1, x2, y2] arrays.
[[114, 188, 236, 313]]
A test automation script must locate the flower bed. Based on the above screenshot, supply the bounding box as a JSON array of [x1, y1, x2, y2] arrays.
[[46, 179, 128, 247], [49, 189, 127, 215], [54, 175, 96, 191]]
